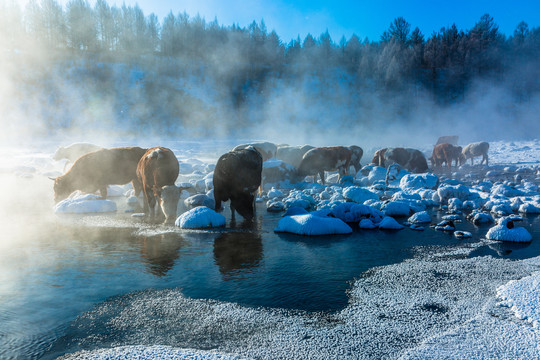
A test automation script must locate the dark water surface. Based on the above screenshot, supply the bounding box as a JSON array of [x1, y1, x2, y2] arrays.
[[1, 197, 540, 359]]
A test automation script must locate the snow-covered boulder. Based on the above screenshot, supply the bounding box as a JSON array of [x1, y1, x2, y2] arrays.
[[54, 192, 117, 213], [454, 231, 472, 239], [437, 184, 471, 203], [262, 158, 297, 184], [329, 202, 384, 223], [469, 212, 495, 225], [184, 194, 215, 209], [175, 207, 226, 229], [284, 206, 309, 216], [519, 202, 540, 214], [342, 186, 379, 204], [491, 184, 524, 198], [408, 211, 431, 224], [267, 187, 285, 199], [486, 218, 532, 242], [266, 200, 285, 212], [399, 173, 439, 190], [359, 218, 377, 229], [381, 201, 411, 217], [378, 216, 404, 230], [274, 214, 353, 236], [497, 271, 540, 327]]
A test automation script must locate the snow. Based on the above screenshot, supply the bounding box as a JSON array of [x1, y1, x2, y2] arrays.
[[62, 345, 240, 359], [342, 186, 379, 204], [399, 173, 439, 189], [498, 271, 540, 327], [274, 214, 353, 235], [408, 210, 431, 224], [486, 218, 532, 242], [378, 216, 404, 230], [54, 192, 117, 213], [175, 207, 226, 229], [381, 201, 411, 217], [329, 202, 384, 223]]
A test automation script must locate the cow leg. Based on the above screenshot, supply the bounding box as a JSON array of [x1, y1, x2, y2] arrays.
[[142, 187, 151, 216], [319, 171, 325, 185], [470, 158, 474, 166], [230, 204, 236, 221], [99, 186, 108, 199], [132, 179, 143, 197]]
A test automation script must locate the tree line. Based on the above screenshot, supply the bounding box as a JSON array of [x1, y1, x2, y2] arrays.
[[1, 0, 540, 135]]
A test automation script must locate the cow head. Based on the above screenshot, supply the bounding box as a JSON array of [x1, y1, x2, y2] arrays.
[[159, 185, 180, 224], [53, 177, 72, 203], [231, 192, 255, 220]]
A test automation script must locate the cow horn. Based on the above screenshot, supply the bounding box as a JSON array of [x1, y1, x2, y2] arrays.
[[48, 176, 57, 181]]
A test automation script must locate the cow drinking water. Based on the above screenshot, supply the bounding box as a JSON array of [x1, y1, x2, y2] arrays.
[[431, 143, 464, 169], [213, 147, 263, 221], [462, 141, 489, 166], [52, 147, 147, 203], [137, 147, 181, 224], [297, 146, 352, 185]]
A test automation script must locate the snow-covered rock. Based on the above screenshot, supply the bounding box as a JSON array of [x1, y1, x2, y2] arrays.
[[399, 173, 439, 190], [358, 218, 377, 229], [54, 192, 117, 213], [498, 271, 540, 327], [274, 214, 353, 236], [437, 184, 470, 203], [381, 201, 411, 217], [408, 211, 431, 224], [491, 184, 524, 198], [184, 194, 215, 209], [329, 202, 384, 223], [378, 216, 404, 230], [486, 218, 532, 242], [175, 207, 225, 229], [342, 186, 379, 204]]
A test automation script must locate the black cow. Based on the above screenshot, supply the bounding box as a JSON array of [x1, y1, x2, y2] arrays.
[[213, 148, 263, 221]]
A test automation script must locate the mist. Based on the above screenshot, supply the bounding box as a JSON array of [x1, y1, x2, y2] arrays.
[[1, 2, 540, 150]]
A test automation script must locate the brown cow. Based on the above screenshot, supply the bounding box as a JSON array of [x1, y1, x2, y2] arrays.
[[371, 148, 388, 167], [297, 146, 352, 185], [348, 145, 364, 174], [53, 147, 147, 203], [214, 147, 263, 221], [431, 143, 464, 169], [374, 147, 429, 173], [137, 147, 181, 224]]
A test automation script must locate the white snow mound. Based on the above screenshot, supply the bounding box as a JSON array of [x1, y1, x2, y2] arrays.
[[54, 193, 117, 213], [274, 214, 352, 235], [175, 207, 226, 229]]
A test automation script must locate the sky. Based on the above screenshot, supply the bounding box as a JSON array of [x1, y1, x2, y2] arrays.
[[38, 0, 540, 44]]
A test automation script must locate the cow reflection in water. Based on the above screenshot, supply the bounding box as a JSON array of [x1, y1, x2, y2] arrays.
[[140, 233, 185, 277], [213, 232, 263, 278]]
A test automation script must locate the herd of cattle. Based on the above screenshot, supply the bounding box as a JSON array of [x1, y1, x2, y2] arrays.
[[51, 140, 490, 223]]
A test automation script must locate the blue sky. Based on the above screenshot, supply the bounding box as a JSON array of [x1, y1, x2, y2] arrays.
[[56, 0, 540, 43]]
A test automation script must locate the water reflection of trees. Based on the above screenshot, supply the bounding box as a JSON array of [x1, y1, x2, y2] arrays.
[[213, 232, 263, 278], [140, 233, 185, 277]]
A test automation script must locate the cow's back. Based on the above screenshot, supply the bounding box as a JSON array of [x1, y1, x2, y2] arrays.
[[137, 147, 179, 189], [70, 147, 146, 184]]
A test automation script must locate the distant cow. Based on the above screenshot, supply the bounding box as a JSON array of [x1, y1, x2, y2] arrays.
[[371, 148, 388, 167], [53, 147, 147, 203], [348, 145, 364, 174], [431, 143, 464, 169], [53, 142, 103, 162], [462, 141, 489, 166], [232, 142, 277, 161], [436, 135, 459, 146], [275, 144, 314, 168], [214, 147, 263, 221], [297, 146, 352, 185], [137, 147, 180, 224], [381, 147, 429, 173]]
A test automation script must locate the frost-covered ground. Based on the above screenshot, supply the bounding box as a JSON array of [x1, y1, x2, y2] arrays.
[[2, 138, 540, 359]]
